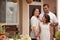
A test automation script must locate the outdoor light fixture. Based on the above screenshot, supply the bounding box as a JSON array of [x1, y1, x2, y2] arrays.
[[26, 0, 33, 4]]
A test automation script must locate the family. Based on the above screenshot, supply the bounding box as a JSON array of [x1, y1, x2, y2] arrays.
[[30, 4, 58, 40]]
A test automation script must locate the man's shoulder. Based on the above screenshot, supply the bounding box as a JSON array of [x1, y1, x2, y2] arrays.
[[49, 11, 56, 16], [39, 12, 44, 16]]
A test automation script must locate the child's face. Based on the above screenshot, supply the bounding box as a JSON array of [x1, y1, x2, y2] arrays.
[[42, 16, 46, 23]]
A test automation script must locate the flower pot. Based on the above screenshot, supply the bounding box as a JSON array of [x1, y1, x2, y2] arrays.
[[0, 33, 6, 40]]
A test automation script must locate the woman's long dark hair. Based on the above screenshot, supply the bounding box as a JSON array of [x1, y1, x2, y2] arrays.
[[32, 8, 40, 17]]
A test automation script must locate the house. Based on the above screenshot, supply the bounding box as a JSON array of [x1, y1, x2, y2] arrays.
[[0, 0, 58, 37]]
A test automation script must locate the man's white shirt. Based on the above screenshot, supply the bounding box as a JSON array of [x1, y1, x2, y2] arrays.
[[39, 11, 58, 24]]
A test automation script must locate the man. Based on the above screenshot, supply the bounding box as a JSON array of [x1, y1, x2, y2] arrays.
[[39, 4, 58, 38], [39, 4, 58, 24]]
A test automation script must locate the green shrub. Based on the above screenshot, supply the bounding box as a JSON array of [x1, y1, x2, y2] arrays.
[[55, 31, 60, 39]]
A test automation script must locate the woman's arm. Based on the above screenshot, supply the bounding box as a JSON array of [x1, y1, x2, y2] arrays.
[[31, 26, 39, 37], [31, 26, 40, 40], [31, 17, 40, 40]]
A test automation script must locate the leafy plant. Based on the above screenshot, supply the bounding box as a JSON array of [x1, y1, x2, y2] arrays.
[[55, 31, 60, 39], [21, 35, 31, 40], [0, 25, 5, 40], [13, 34, 20, 40], [0, 25, 5, 34]]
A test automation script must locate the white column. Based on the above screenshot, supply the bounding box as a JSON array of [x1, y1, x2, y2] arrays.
[[22, 0, 29, 36], [57, 0, 60, 27]]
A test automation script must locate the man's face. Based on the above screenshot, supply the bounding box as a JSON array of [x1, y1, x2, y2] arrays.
[[43, 6, 49, 13]]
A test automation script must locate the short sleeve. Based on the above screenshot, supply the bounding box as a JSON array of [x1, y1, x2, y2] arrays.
[[31, 18, 37, 27]]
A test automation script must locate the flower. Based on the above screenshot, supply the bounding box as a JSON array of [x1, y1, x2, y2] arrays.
[[21, 35, 31, 40]]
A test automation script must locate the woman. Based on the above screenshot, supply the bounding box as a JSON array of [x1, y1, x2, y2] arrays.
[[30, 8, 41, 40], [40, 14, 53, 40]]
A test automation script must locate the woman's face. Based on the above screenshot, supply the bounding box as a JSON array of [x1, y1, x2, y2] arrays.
[[34, 9, 40, 16], [42, 16, 46, 23]]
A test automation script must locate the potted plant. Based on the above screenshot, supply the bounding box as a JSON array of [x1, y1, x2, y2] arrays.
[[55, 31, 60, 40], [0, 25, 6, 40]]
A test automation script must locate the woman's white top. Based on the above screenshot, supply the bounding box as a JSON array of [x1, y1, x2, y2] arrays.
[[30, 16, 40, 38], [40, 22, 50, 40]]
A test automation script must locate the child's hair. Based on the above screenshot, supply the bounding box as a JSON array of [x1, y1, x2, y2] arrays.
[[44, 14, 50, 23]]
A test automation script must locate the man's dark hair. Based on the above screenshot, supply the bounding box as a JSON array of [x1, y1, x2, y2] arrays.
[[43, 4, 49, 8], [44, 14, 50, 23]]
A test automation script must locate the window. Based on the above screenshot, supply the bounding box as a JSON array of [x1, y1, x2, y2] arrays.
[[0, 0, 19, 24], [0, 0, 20, 38]]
